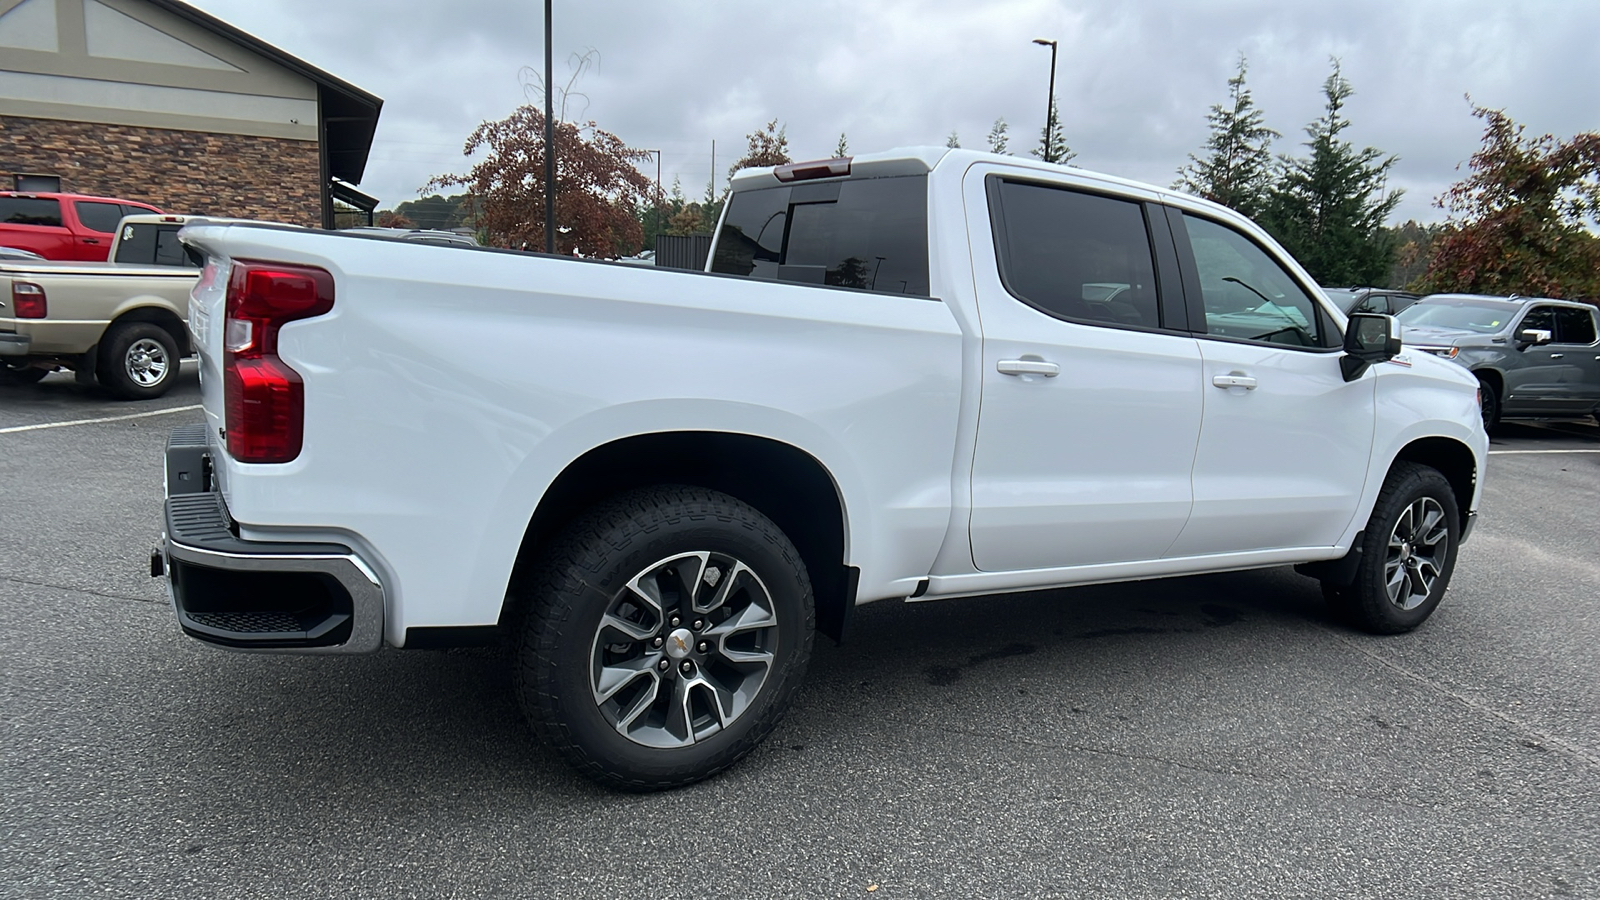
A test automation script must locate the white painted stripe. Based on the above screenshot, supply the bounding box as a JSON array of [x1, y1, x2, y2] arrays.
[[0, 404, 201, 435], [1488, 448, 1600, 455]]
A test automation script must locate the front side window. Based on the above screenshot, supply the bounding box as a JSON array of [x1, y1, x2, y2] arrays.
[[76, 201, 125, 234], [990, 180, 1161, 329], [1555, 307, 1598, 345], [1520, 306, 1557, 338], [0, 197, 64, 227], [1182, 214, 1325, 348], [710, 175, 929, 295]]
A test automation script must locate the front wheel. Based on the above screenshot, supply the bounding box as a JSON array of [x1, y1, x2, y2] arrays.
[[512, 485, 815, 790], [1476, 374, 1501, 431], [1325, 462, 1460, 634]]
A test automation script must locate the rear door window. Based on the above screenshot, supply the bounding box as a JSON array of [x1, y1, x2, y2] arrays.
[[989, 179, 1163, 329], [75, 201, 126, 234], [710, 176, 929, 295], [1555, 307, 1598, 345], [1, 197, 64, 227]]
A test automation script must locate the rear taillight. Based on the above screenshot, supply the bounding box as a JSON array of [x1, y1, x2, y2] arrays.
[[11, 282, 46, 318], [223, 261, 334, 463]]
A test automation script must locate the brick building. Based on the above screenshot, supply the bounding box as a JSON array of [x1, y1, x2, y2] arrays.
[[0, 0, 381, 227]]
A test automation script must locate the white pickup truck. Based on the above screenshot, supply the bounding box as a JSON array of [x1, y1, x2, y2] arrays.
[[156, 147, 1487, 789]]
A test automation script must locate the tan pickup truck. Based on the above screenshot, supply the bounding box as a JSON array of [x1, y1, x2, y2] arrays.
[[0, 254, 197, 399]]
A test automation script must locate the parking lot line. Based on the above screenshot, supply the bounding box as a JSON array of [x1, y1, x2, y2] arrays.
[[0, 404, 202, 435], [1488, 448, 1600, 455]]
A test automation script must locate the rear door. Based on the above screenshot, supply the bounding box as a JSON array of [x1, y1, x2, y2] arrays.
[[965, 170, 1203, 571], [1163, 209, 1375, 557], [1555, 307, 1600, 409], [0, 196, 73, 259]]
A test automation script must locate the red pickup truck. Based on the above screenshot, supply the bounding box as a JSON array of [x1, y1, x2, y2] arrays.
[[0, 192, 162, 261]]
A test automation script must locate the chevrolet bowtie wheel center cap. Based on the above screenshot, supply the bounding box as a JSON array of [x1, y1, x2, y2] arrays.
[[665, 627, 695, 660]]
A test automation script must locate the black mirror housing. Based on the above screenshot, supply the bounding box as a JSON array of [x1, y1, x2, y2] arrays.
[[1341, 313, 1402, 381]]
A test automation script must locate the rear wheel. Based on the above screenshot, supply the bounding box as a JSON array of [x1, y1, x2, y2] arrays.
[[1325, 462, 1460, 634], [98, 323, 178, 400], [512, 485, 815, 790]]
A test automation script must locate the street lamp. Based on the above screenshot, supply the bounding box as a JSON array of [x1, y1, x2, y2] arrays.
[[644, 149, 663, 246], [1032, 38, 1058, 164]]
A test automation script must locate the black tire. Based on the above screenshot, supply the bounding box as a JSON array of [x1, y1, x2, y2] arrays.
[[98, 323, 179, 400], [512, 485, 815, 791], [0, 363, 50, 384], [1325, 462, 1461, 634], [1476, 374, 1501, 431]]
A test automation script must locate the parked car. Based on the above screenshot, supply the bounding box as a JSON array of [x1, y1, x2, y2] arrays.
[[0, 192, 162, 261], [156, 147, 1486, 790], [0, 255, 197, 396], [1323, 286, 1421, 316], [1398, 293, 1600, 427]]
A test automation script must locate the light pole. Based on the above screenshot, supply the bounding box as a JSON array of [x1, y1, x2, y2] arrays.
[[1032, 38, 1058, 163], [543, 0, 555, 253], [645, 149, 662, 248]]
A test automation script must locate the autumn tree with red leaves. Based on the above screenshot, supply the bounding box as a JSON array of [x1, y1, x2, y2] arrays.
[[1418, 104, 1600, 298], [426, 105, 652, 257]]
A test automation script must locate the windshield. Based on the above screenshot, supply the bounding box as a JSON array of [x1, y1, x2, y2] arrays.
[[1396, 299, 1517, 334]]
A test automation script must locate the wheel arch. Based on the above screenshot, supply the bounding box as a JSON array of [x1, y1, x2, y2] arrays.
[[1392, 436, 1477, 531], [508, 431, 856, 643], [105, 304, 190, 357]]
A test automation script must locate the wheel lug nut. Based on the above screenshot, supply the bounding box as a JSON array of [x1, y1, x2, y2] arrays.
[[652, 637, 664, 648], [680, 661, 693, 674], [692, 619, 704, 631], [658, 658, 670, 671], [697, 641, 709, 653], [669, 615, 681, 627]]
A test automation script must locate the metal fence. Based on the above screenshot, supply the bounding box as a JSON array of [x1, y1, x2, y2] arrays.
[[654, 234, 713, 271]]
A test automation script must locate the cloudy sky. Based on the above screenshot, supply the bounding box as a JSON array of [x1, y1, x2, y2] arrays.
[[189, 0, 1599, 225]]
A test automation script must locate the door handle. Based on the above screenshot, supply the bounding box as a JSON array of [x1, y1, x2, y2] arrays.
[[997, 359, 1059, 377], [1212, 374, 1258, 390], [1548, 353, 1564, 359], [82, 238, 101, 244]]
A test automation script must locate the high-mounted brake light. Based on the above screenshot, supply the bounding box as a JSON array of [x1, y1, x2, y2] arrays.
[[11, 281, 46, 318], [223, 261, 335, 464], [773, 157, 851, 183]]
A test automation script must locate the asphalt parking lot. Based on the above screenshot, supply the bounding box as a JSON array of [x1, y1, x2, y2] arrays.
[[3, 365, 1597, 899]]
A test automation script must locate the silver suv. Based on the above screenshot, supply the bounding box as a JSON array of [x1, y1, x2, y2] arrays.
[[1398, 293, 1600, 428]]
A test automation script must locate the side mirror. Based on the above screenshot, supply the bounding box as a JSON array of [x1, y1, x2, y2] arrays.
[[1341, 312, 1402, 382], [1516, 328, 1553, 348]]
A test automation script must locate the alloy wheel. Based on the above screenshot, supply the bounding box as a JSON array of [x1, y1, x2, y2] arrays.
[[1384, 497, 1450, 611], [589, 551, 778, 749]]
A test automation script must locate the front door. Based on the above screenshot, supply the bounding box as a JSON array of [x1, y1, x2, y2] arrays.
[[966, 172, 1203, 572], [1164, 211, 1375, 557]]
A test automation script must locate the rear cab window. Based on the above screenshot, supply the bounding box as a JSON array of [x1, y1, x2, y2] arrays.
[[115, 222, 202, 267], [710, 175, 929, 296]]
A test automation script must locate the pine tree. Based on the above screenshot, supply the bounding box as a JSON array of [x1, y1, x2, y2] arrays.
[[835, 133, 849, 157], [987, 118, 1010, 155], [1030, 99, 1073, 164], [1259, 59, 1401, 286], [946, 130, 961, 149], [1174, 55, 1279, 217]]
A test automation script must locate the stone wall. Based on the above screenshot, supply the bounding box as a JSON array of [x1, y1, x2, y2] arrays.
[[0, 115, 322, 227]]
